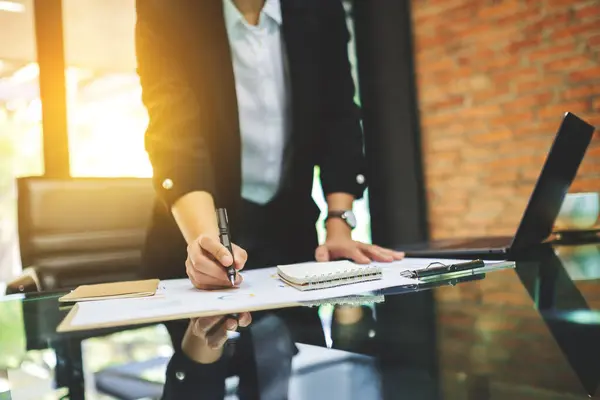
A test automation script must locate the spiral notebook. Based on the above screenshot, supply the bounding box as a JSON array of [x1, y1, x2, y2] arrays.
[[277, 260, 383, 291]]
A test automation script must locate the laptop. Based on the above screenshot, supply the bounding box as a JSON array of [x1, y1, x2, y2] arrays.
[[404, 112, 596, 259]]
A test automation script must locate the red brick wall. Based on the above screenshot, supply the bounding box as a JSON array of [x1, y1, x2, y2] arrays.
[[410, 3, 600, 395], [412, 0, 600, 239]]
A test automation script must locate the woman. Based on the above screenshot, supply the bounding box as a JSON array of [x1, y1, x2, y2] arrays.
[[135, 0, 403, 394]]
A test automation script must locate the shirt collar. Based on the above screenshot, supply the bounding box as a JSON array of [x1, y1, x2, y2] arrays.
[[223, 0, 282, 32], [262, 0, 282, 25]]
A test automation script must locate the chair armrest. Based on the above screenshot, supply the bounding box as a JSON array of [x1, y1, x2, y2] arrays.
[[6, 266, 42, 294]]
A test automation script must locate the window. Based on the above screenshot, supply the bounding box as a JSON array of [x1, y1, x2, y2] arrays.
[[62, 0, 150, 178], [0, 2, 44, 283], [65, 70, 150, 178]]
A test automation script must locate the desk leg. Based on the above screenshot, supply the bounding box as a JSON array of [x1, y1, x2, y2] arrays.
[[0, 368, 11, 399], [54, 339, 85, 400]]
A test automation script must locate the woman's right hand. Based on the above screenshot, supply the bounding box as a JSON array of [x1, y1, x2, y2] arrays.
[[186, 234, 247, 289]]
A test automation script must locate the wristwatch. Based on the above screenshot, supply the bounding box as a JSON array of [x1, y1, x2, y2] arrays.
[[325, 210, 357, 230]]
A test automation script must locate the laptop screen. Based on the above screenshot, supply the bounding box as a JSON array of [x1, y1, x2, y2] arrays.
[[511, 113, 596, 249]]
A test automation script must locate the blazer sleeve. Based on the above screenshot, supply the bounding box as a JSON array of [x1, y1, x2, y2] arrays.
[[162, 350, 228, 400], [135, 2, 216, 209], [317, 0, 367, 200]]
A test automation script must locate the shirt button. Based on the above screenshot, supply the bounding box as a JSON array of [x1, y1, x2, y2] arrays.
[[356, 174, 365, 185], [175, 371, 185, 381], [162, 179, 173, 190]]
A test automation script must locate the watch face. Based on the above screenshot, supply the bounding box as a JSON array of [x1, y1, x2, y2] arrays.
[[343, 211, 357, 229]]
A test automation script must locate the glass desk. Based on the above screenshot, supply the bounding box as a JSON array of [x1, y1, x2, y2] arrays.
[[1, 243, 599, 399]]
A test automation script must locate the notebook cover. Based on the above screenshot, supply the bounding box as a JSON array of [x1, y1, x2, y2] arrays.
[[58, 279, 160, 303], [277, 261, 382, 290], [277, 261, 356, 283]]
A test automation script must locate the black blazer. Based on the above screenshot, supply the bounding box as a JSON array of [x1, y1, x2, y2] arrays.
[[136, 0, 366, 278]]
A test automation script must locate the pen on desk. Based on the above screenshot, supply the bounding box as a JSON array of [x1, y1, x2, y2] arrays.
[[401, 259, 485, 279], [417, 259, 485, 278], [216, 208, 236, 286]]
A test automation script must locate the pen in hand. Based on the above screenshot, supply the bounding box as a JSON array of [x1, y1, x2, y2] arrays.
[[216, 208, 237, 286]]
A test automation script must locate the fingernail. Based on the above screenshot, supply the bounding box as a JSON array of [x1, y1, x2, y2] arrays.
[[235, 274, 243, 285], [227, 320, 237, 330]]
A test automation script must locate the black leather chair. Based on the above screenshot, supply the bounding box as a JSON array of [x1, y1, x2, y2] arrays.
[[8, 177, 162, 400], [16, 176, 154, 290]]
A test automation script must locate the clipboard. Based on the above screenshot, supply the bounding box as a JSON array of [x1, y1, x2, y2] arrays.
[[56, 301, 303, 333], [54, 260, 440, 333]]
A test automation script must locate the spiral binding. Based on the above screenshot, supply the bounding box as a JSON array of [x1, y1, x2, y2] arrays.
[[302, 294, 385, 308], [302, 264, 383, 291]]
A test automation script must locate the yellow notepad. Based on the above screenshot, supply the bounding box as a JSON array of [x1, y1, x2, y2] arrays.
[[277, 260, 382, 291], [58, 279, 160, 303]]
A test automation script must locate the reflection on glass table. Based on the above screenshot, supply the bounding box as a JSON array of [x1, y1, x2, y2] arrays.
[[1, 243, 600, 399]]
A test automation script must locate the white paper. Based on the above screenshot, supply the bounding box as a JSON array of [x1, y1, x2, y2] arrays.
[[68, 258, 509, 328]]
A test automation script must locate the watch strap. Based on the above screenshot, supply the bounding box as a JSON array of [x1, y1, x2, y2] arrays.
[[326, 211, 347, 219], [325, 210, 356, 229]]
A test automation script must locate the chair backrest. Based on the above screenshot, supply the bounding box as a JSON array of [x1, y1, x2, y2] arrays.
[[17, 177, 155, 289]]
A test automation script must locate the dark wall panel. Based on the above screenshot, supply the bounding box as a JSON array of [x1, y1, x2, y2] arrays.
[[353, 0, 428, 247]]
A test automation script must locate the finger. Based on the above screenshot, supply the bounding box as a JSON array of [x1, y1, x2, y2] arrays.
[[373, 245, 405, 260], [186, 258, 207, 288], [393, 250, 405, 260], [206, 324, 230, 349], [198, 235, 233, 266], [224, 318, 238, 331], [372, 245, 394, 257], [233, 245, 248, 270], [187, 256, 224, 286], [190, 252, 232, 283], [189, 271, 244, 290], [368, 249, 394, 262], [208, 333, 229, 350], [188, 243, 225, 275], [194, 254, 243, 287], [367, 245, 394, 262], [361, 244, 393, 262], [187, 258, 243, 289], [351, 248, 371, 264], [238, 312, 252, 327], [192, 316, 224, 337], [314, 245, 330, 262]]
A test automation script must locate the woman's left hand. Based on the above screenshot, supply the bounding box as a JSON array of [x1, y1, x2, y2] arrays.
[[315, 236, 405, 264]]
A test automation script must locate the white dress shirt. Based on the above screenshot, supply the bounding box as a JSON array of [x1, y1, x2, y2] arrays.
[[223, 0, 290, 205]]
